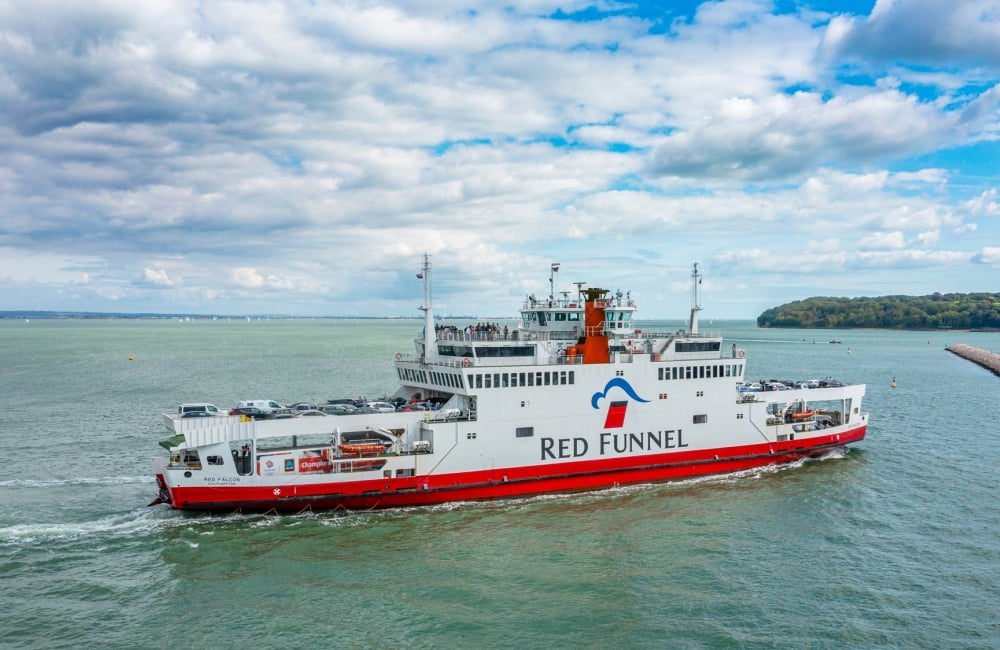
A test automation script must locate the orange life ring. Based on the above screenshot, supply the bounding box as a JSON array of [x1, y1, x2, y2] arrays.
[[462, 357, 470, 367], [738, 350, 745, 358]]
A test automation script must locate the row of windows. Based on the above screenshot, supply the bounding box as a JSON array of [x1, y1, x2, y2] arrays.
[[524, 311, 581, 326], [399, 367, 427, 384], [440, 345, 536, 358], [432, 370, 463, 389], [398, 367, 465, 390], [605, 310, 633, 323], [403, 362, 740, 391], [475, 346, 534, 358], [659, 363, 743, 381], [471, 370, 575, 389], [439, 345, 474, 357], [675, 341, 722, 352], [398, 367, 577, 390]]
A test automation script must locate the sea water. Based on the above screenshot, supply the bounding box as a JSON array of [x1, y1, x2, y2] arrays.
[[1, 319, 998, 649]]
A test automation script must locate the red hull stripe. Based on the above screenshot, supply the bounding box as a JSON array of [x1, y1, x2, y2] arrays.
[[168, 426, 866, 511]]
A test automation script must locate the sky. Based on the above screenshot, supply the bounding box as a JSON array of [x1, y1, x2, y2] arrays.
[[1, 0, 998, 319]]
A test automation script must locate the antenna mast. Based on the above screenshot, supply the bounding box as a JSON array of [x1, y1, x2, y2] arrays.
[[549, 262, 560, 304], [419, 254, 434, 362], [688, 263, 702, 336]]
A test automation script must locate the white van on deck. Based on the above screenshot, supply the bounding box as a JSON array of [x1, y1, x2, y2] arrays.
[[236, 400, 284, 415]]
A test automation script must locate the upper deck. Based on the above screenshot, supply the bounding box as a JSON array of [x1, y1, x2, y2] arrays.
[[405, 326, 731, 368], [412, 262, 727, 368]]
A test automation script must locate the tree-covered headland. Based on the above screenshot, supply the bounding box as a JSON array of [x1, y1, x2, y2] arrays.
[[757, 293, 1000, 329]]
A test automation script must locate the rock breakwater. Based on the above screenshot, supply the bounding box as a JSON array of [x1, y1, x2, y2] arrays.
[[945, 344, 1000, 377]]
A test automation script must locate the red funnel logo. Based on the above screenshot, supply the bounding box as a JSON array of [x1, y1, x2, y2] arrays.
[[604, 400, 628, 429], [592, 378, 649, 429]]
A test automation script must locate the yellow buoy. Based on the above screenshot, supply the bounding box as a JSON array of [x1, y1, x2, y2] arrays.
[[128, 354, 135, 361]]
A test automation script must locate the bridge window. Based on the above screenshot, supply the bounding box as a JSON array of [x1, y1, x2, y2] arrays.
[[474, 346, 534, 358], [676, 341, 722, 353], [439, 344, 474, 357]]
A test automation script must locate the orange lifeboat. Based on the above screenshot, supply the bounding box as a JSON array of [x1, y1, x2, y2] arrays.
[[790, 410, 815, 420], [339, 443, 386, 456]]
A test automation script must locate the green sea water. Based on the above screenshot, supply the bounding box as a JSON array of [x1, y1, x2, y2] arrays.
[[1, 318, 998, 649]]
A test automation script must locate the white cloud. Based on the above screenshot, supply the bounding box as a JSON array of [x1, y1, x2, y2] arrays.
[[647, 88, 980, 181], [975, 247, 1000, 265], [819, 0, 1000, 68], [916, 230, 940, 246], [143, 266, 174, 286], [230, 267, 265, 289], [859, 231, 906, 250], [0, 247, 106, 286], [0, 1, 997, 317], [963, 188, 1000, 217]]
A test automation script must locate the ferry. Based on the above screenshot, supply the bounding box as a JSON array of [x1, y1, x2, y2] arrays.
[[151, 258, 868, 512]]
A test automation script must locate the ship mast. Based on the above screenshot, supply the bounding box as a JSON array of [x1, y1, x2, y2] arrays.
[[419, 253, 434, 363], [549, 262, 560, 304], [688, 262, 702, 336]]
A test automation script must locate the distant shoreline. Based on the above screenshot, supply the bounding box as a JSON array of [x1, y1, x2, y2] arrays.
[[3, 311, 995, 330], [1, 311, 418, 320], [0, 311, 513, 321]]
